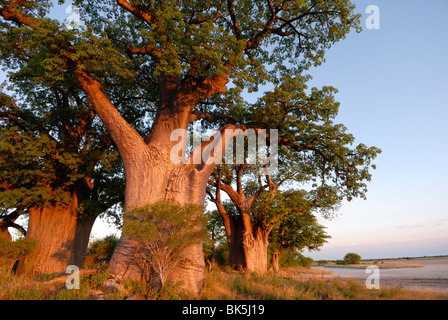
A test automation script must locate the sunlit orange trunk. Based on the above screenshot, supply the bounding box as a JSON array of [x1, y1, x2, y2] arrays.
[[270, 251, 281, 272], [76, 69, 232, 295], [0, 221, 11, 241], [18, 191, 96, 275], [227, 220, 269, 273]]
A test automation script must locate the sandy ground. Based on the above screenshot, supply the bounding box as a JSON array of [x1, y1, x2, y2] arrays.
[[311, 257, 448, 291]]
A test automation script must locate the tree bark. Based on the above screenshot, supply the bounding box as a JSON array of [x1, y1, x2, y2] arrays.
[[241, 226, 269, 274], [107, 155, 208, 294], [17, 192, 96, 275], [225, 216, 270, 274], [227, 218, 245, 271], [270, 250, 281, 272], [75, 69, 239, 294], [0, 221, 15, 273], [0, 221, 11, 241]]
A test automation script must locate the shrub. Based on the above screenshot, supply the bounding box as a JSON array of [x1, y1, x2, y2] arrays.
[[0, 237, 37, 271], [344, 252, 361, 264], [84, 234, 119, 268], [278, 249, 313, 268], [296, 255, 314, 268], [123, 201, 207, 289]]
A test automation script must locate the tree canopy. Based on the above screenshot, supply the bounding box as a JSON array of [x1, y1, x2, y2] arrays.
[[1, 0, 362, 129], [0, 80, 123, 226], [0, 0, 380, 291]]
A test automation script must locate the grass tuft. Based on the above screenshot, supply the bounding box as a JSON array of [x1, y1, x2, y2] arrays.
[[1, 265, 447, 300]]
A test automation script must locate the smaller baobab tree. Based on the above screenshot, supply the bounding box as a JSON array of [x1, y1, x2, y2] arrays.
[[207, 74, 381, 274], [0, 84, 125, 275]]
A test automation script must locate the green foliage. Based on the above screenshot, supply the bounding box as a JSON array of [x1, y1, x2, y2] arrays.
[[0, 237, 37, 270], [344, 252, 361, 264], [124, 202, 207, 287], [278, 250, 313, 269], [1, 0, 362, 108], [247, 73, 381, 208], [268, 208, 330, 253], [1, 0, 375, 214], [68, 0, 360, 84], [203, 210, 229, 266], [84, 234, 119, 268], [0, 65, 124, 222], [0, 124, 74, 208]]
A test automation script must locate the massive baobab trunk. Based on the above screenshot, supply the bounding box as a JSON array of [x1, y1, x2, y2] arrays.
[[241, 226, 269, 274], [76, 70, 241, 294], [225, 215, 269, 274], [18, 191, 96, 275], [107, 152, 210, 293], [0, 221, 11, 241]]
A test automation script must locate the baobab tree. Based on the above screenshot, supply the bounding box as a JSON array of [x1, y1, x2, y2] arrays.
[[0, 85, 124, 274], [1, 0, 363, 293], [207, 74, 380, 273]]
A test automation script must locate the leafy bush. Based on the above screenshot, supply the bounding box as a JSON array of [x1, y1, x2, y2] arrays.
[[0, 237, 37, 260], [84, 234, 119, 268], [0, 237, 37, 272], [296, 255, 314, 269], [123, 201, 207, 289], [344, 252, 361, 264], [279, 249, 313, 268]]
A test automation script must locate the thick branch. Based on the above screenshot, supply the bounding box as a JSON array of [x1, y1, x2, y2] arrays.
[[188, 123, 246, 180], [74, 69, 148, 164], [125, 43, 162, 60], [246, 183, 267, 208], [116, 0, 154, 25], [1, 209, 26, 236], [0, 3, 36, 26], [207, 172, 234, 239], [226, 0, 242, 40], [236, 163, 245, 197]]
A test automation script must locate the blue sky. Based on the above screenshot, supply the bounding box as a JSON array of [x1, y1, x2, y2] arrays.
[[303, 0, 448, 259], [3, 1, 448, 260]]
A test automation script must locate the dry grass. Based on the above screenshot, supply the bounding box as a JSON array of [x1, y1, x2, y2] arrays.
[[280, 266, 334, 277], [0, 265, 115, 300], [200, 267, 448, 300], [0, 266, 58, 300], [1, 265, 447, 300]]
